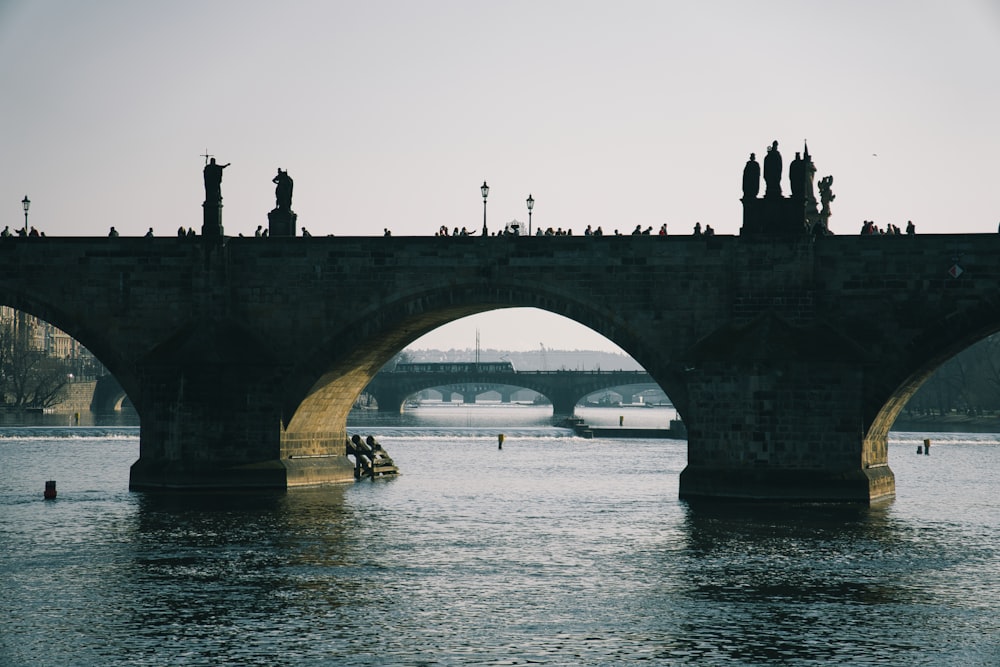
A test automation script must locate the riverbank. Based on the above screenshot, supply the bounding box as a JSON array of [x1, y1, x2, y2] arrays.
[[891, 414, 1000, 434]]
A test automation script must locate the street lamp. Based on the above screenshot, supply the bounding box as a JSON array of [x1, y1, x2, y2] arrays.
[[481, 181, 489, 236], [21, 196, 30, 233], [526, 194, 534, 236]]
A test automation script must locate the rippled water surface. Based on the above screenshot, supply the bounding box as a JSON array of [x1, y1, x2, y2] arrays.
[[1, 406, 998, 665]]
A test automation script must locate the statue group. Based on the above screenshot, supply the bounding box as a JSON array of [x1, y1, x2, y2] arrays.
[[740, 139, 834, 237], [200, 158, 299, 237], [201, 162, 295, 210]]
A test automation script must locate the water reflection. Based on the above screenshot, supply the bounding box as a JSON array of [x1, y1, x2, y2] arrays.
[[121, 486, 372, 640], [680, 503, 906, 594], [645, 501, 935, 664], [3, 423, 996, 665]]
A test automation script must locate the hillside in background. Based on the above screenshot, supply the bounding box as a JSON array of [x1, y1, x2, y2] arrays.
[[400, 348, 643, 372]]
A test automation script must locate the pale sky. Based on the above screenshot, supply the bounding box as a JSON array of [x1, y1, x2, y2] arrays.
[[2, 1, 998, 352]]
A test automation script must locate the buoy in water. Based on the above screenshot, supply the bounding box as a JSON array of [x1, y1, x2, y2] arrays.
[[43, 480, 57, 500]]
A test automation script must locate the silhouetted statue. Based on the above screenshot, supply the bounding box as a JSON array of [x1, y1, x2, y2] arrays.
[[763, 140, 782, 197], [742, 153, 760, 199], [803, 143, 818, 213], [203, 157, 230, 203], [789, 151, 804, 199], [273, 168, 293, 210], [819, 175, 835, 215]]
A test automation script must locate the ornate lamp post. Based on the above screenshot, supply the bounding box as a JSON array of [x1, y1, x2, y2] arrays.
[[526, 194, 534, 236], [481, 181, 489, 236], [21, 195, 30, 233]]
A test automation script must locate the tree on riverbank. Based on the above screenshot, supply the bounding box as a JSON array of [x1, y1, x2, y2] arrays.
[[908, 333, 1000, 416], [0, 319, 71, 410]]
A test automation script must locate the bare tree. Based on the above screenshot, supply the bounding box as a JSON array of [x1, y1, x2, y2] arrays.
[[0, 319, 72, 410]]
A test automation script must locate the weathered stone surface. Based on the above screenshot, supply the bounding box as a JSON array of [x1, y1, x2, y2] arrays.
[[0, 233, 996, 500]]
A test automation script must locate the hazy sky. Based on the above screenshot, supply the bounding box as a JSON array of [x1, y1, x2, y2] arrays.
[[2, 1, 998, 351]]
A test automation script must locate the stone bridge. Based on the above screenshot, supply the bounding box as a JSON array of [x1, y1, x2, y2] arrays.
[[364, 370, 656, 413], [1, 233, 997, 502]]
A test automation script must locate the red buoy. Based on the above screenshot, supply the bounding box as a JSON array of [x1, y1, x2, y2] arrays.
[[43, 480, 57, 499]]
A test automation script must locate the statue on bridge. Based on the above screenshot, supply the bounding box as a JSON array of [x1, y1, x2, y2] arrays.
[[202, 156, 230, 240], [742, 153, 760, 199], [203, 157, 230, 204], [789, 151, 804, 199], [819, 175, 835, 216], [267, 167, 298, 237], [273, 168, 293, 211], [763, 140, 782, 197]]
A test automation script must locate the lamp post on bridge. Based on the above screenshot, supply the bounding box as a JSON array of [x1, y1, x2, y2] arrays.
[[526, 194, 534, 236], [481, 181, 489, 236], [21, 196, 30, 233]]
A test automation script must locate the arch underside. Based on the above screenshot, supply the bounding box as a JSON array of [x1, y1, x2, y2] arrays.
[[0, 294, 139, 413], [283, 283, 673, 439], [286, 287, 1000, 444], [865, 309, 1000, 444]]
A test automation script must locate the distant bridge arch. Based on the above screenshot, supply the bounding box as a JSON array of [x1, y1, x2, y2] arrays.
[[91, 375, 129, 413], [364, 369, 659, 414]]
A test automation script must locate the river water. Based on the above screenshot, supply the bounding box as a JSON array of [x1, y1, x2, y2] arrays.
[[1, 405, 998, 666]]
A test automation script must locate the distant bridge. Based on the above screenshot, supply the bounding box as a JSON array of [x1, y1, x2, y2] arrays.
[[364, 369, 658, 413]]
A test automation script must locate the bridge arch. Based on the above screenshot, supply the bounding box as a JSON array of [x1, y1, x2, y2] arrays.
[[865, 298, 1000, 447], [0, 296, 139, 413], [280, 282, 681, 443], [91, 374, 130, 413]]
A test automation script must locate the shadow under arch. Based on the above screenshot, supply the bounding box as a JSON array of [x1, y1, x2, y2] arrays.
[[280, 283, 686, 440], [864, 298, 1000, 447], [0, 296, 138, 416], [92, 374, 131, 413]]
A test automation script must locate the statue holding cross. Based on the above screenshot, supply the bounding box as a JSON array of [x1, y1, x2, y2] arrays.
[[203, 157, 230, 205]]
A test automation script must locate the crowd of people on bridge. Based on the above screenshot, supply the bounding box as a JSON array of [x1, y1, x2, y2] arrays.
[[860, 220, 915, 236], [2, 218, 933, 239], [6, 156, 991, 239], [2, 226, 43, 238], [10, 154, 1000, 239], [11, 215, 997, 240]]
